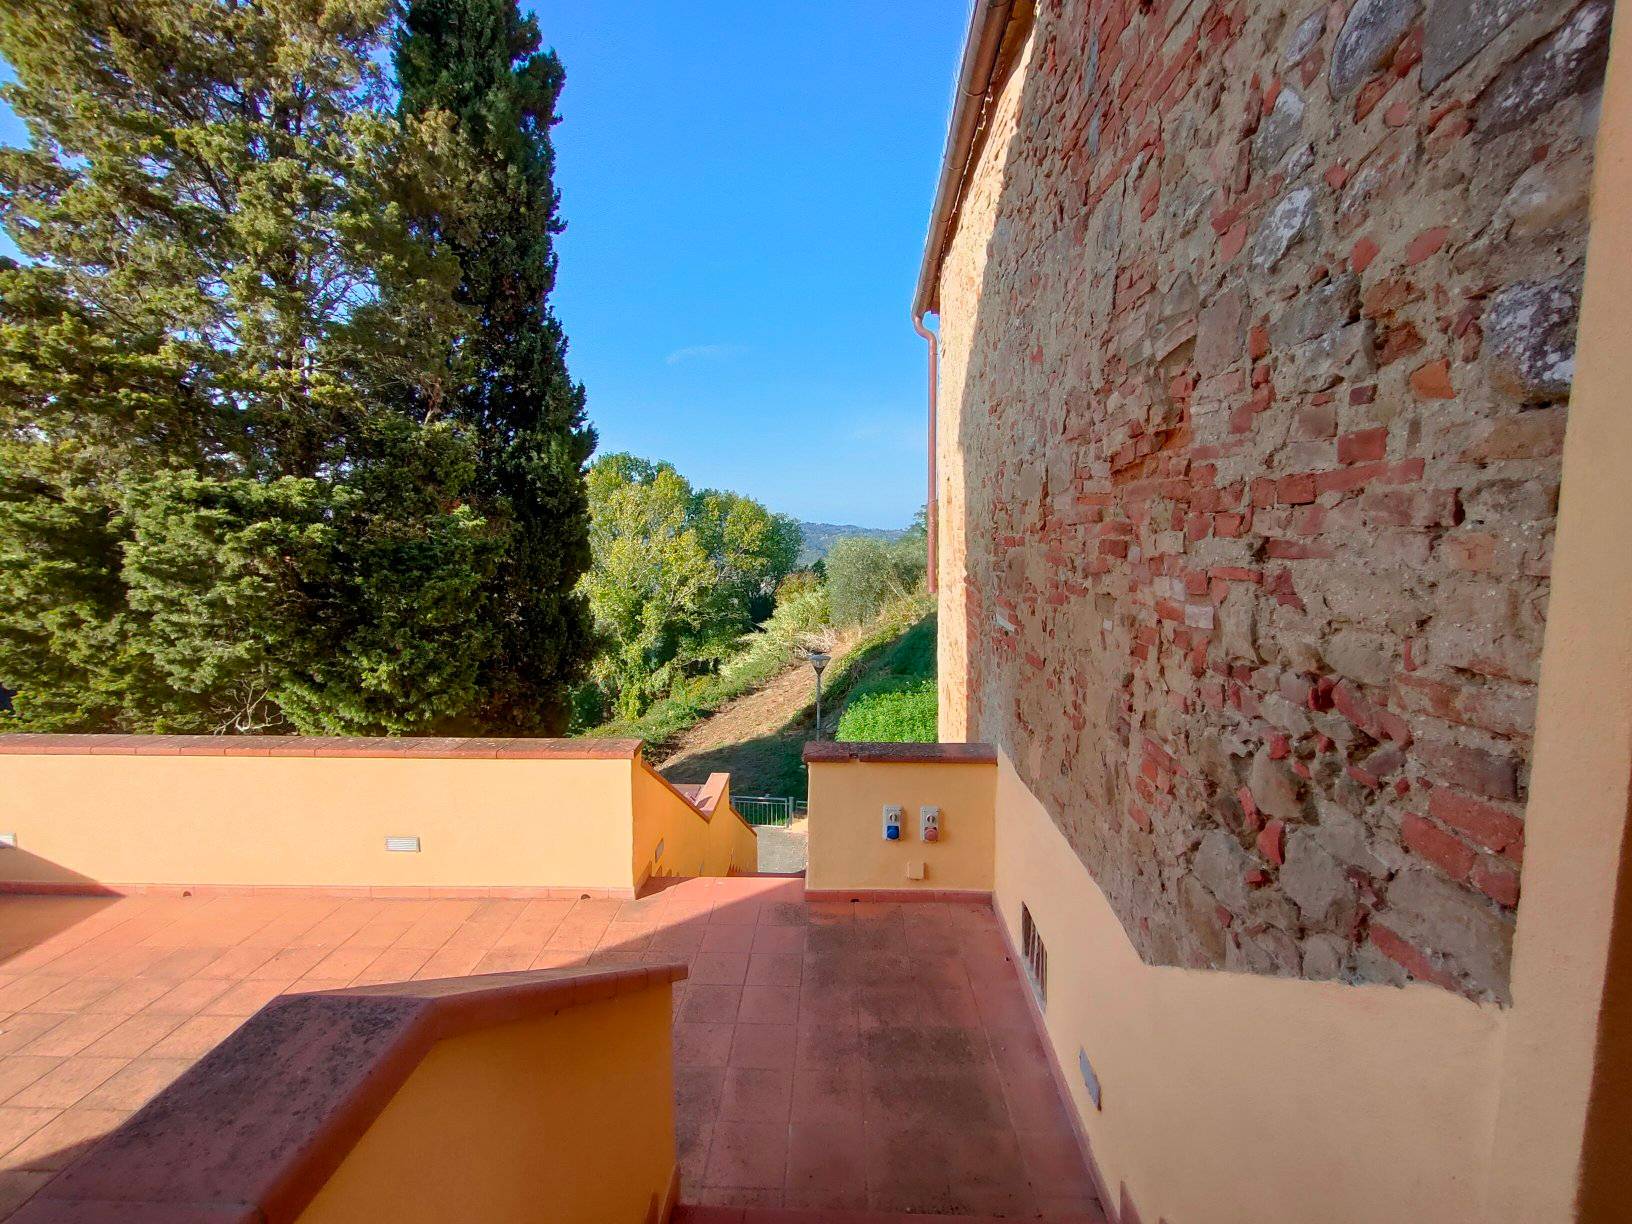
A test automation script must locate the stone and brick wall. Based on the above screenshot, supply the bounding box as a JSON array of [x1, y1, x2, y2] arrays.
[[936, 0, 1608, 1002]]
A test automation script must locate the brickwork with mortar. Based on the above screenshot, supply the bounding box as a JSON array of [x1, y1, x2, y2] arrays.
[[935, 0, 1608, 1002]]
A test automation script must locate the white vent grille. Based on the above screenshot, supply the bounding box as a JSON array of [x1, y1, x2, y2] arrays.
[[1021, 903, 1048, 1006], [384, 835, 421, 853]]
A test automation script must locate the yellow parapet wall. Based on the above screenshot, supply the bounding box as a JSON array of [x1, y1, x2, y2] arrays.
[[299, 986, 678, 1224], [803, 742, 997, 894], [992, 753, 1506, 1224], [0, 735, 752, 894], [632, 761, 759, 885], [14, 965, 684, 1224]]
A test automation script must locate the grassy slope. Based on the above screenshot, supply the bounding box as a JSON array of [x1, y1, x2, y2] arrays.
[[653, 598, 935, 799]]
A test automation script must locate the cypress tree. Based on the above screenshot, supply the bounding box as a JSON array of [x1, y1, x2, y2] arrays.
[[0, 0, 517, 733], [394, 0, 597, 734]]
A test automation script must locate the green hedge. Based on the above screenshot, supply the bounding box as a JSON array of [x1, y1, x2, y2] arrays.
[[835, 676, 937, 743]]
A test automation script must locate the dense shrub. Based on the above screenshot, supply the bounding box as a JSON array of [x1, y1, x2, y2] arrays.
[[836, 676, 937, 742], [825, 535, 926, 627]]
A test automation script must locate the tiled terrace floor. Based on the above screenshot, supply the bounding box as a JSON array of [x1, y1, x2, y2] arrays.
[[0, 877, 1102, 1220]]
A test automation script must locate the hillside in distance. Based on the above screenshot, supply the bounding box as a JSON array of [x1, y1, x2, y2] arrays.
[[797, 521, 905, 566]]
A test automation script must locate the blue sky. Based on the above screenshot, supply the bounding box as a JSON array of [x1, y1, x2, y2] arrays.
[[0, 6, 963, 529], [528, 2, 962, 528]]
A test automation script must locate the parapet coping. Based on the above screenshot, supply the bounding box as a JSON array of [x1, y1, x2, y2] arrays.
[[14, 964, 687, 1224], [802, 741, 999, 765], [0, 733, 644, 760]]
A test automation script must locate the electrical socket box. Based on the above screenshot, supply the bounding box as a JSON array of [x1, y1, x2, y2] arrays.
[[906, 860, 926, 881], [920, 805, 941, 842], [883, 804, 903, 841]]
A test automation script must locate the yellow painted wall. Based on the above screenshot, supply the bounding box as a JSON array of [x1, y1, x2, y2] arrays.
[[0, 753, 636, 892], [703, 777, 760, 879], [632, 765, 758, 887], [1482, 10, 1632, 1216], [992, 754, 1505, 1224], [296, 984, 676, 1224], [805, 759, 996, 892]]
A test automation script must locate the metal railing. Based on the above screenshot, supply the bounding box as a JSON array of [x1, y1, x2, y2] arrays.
[[732, 796, 806, 828]]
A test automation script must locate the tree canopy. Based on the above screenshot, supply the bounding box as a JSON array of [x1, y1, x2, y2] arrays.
[[0, 0, 594, 734], [581, 453, 800, 718]]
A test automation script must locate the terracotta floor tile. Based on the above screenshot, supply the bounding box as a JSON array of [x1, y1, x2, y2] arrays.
[[30, 980, 118, 1014], [16, 1013, 123, 1059], [745, 953, 802, 988], [0, 1170, 52, 1217], [0, 1061, 58, 1106], [80, 1012, 186, 1060], [306, 944, 383, 982], [469, 948, 537, 975], [689, 953, 750, 986], [947, 1124, 1034, 1200], [693, 1186, 782, 1208], [737, 985, 800, 1026], [728, 1023, 796, 1071], [1017, 1125, 1097, 1197], [974, 981, 1037, 1032], [0, 881, 1101, 1223], [784, 1118, 869, 1211], [862, 1064, 1007, 1129], [201, 978, 294, 1017], [7, 1058, 125, 1110], [862, 1117, 956, 1214], [702, 1118, 787, 1189], [2, 1108, 127, 1172], [718, 1066, 792, 1122], [1001, 1066, 1074, 1133], [143, 948, 224, 981], [76, 1058, 192, 1111], [195, 944, 279, 979], [144, 1014, 243, 1060], [247, 946, 330, 981], [0, 980, 71, 1015], [678, 985, 742, 1025], [705, 902, 763, 928], [528, 949, 589, 971], [144, 977, 231, 1016], [748, 926, 805, 955], [674, 1022, 735, 1068], [588, 941, 651, 966], [0, 1110, 57, 1163], [699, 925, 755, 954], [79, 980, 172, 1016], [351, 947, 434, 986], [797, 985, 858, 1027], [790, 1062, 864, 1125], [411, 946, 486, 980]]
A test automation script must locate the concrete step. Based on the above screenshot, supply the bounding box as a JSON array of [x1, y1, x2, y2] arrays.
[[673, 1206, 1108, 1224]]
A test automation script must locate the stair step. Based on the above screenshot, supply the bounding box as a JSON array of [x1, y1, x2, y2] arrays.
[[672, 1206, 1106, 1224]]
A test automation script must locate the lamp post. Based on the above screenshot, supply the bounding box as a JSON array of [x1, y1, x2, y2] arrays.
[[808, 652, 831, 740]]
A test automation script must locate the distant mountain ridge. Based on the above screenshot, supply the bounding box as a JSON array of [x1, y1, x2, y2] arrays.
[[797, 521, 905, 566]]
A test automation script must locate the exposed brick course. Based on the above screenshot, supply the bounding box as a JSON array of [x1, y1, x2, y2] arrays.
[[936, 0, 1603, 1002]]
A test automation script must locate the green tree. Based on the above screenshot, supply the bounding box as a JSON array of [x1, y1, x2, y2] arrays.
[[0, 0, 543, 733], [825, 533, 926, 627], [689, 489, 801, 654], [581, 455, 715, 718], [580, 454, 803, 719], [393, 0, 596, 733]]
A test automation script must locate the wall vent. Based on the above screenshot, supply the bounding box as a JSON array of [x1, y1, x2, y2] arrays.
[[384, 835, 421, 853], [1021, 902, 1048, 1006]]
